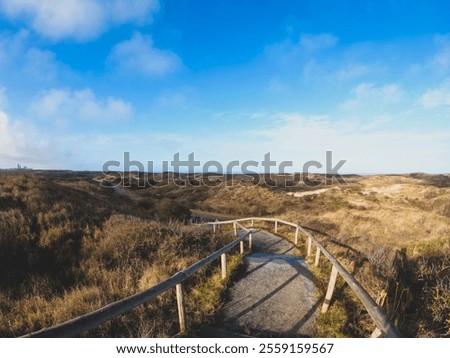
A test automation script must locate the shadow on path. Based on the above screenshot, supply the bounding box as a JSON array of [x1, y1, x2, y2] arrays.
[[214, 230, 319, 337]]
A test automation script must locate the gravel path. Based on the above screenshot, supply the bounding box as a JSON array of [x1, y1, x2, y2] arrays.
[[219, 230, 319, 337]]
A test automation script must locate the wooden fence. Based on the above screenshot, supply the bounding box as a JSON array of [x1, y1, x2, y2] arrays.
[[21, 216, 401, 338], [21, 229, 253, 338], [209, 217, 402, 338]]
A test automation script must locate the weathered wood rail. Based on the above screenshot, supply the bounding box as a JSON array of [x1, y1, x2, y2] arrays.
[[21, 229, 253, 338], [209, 217, 402, 338], [21, 216, 401, 338]]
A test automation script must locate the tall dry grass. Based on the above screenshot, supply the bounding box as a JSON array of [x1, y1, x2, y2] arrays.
[[0, 173, 232, 337], [185, 174, 450, 337], [1, 172, 448, 337]]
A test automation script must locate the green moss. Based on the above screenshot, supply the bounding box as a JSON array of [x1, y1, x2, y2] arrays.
[[316, 303, 351, 338]]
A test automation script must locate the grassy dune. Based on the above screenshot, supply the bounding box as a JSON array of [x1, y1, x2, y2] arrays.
[[0, 173, 231, 337], [197, 174, 450, 337], [0, 171, 448, 337]]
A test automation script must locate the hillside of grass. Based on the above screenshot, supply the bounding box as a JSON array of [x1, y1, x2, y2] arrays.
[[0, 171, 448, 337], [194, 174, 450, 337], [0, 172, 230, 337]]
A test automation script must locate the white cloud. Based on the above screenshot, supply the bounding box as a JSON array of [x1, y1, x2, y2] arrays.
[[0, 30, 62, 81], [108, 32, 182, 77], [353, 83, 402, 100], [265, 33, 378, 86], [107, 0, 158, 24], [0, 29, 28, 65], [155, 92, 188, 107], [265, 32, 338, 65], [246, 112, 450, 174], [0, 112, 28, 162], [299, 33, 338, 52], [0, 0, 160, 42], [432, 34, 450, 71], [267, 77, 289, 93], [23, 47, 59, 80], [331, 63, 370, 81], [0, 111, 55, 168], [0, 86, 134, 169], [0, 86, 7, 109], [420, 80, 450, 108], [32, 88, 134, 123], [340, 83, 404, 111], [2, 106, 449, 173]]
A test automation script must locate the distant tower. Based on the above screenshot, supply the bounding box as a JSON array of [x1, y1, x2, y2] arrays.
[[17, 163, 21, 170]]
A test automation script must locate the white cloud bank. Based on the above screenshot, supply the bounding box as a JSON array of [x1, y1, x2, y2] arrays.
[[0, 112, 27, 162], [0, 0, 160, 41], [0, 111, 56, 168], [0, 85, 134, 169], [247, 113, 450, 174]]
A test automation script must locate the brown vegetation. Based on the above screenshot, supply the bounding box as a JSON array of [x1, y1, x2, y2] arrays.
[[0, 171, 448, 337], [195, 174, 450, 337], [0, 172, 230, 337]]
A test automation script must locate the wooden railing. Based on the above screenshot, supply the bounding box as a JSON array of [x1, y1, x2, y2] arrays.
[[21, 229, 253, 338], [21, 216, 401, 338], [208, 217, 402, 338]]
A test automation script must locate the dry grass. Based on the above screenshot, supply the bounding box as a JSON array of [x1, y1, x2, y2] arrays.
[[186, 174, 450, 337], [278, 175, 450, 337], [0, 216, 232, 337], [1, 172, 448, 337], [0, 173, 235, 337]]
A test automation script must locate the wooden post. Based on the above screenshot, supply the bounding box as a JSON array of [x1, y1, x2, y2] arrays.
[[213, 224, 216, 233], [176, 284, 187, 332], [294, 226, 299, 245], [314, 246, 321, 266], [274, 220, 278, 233], [221, 253, 227, 279], [249, 232, 253, 251], [233, 222, 237, 236], [251, 218, 254, 227], [307, 236, 312, 257], [371, 327, 384, 338], [321, 265, 338, 313], [240, 240, 244, 254]]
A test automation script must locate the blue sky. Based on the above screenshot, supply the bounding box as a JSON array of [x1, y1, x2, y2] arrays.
[[1, 0, 450, 173]]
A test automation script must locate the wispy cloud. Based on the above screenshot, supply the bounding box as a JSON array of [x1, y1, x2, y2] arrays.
[[432, 34, 450, 72], [420, 79, 450, 108], [266, 77, 290, 93], [108, 32, 182, 77], [264, 33, 381, 86], [0, 30, 63, 81], [0, 87, 7, 109], [154, 89, 193, 108], [247, 112, 450, 173], [331, 62, 370, 81], [0, 0, 160, 42], [299, 33, 338, 52], [31, 88, 134, 124], [339, 82, 404, 111]]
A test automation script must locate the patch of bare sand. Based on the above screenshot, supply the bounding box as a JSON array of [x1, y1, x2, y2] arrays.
[[361, 184, 403, 196]]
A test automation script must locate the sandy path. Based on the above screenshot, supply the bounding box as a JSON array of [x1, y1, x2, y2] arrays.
[[219, 230, 318, 337]]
